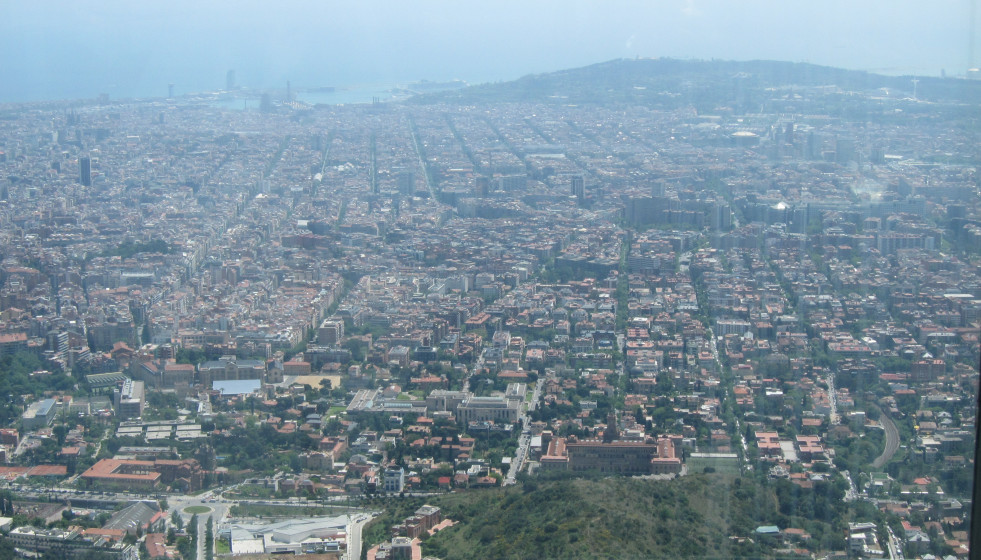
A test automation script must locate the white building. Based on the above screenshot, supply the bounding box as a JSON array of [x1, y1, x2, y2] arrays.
[[22, 398, 57, 430], [223, 516, 348, 555], [114, 380, 145, 419]]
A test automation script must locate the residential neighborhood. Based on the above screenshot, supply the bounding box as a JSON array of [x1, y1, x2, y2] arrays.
[[0, 57, 979, 559]]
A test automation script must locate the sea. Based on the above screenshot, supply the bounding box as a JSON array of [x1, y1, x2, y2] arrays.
[[214, 83, 413, 111], [0, 82, 412, 108]]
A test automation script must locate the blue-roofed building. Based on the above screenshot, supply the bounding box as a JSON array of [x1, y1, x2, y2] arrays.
[[213, 379, 262, 396], [22, 398, 57, 430], [199, 356, 268, 385], [755, 525, 781, 537]]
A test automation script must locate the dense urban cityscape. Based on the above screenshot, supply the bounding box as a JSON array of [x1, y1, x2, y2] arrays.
[[0, 58, 979, 559]]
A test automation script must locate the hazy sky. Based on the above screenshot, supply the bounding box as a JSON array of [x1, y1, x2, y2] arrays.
[[0, 0, 976, 101]]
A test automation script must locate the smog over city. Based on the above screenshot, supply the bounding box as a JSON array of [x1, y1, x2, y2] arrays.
[[0, 2, 979, 559]]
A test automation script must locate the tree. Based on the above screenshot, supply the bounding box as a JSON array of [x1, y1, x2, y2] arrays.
[[0, 490, 14, 515], [52, 424, 68, 446], [346, 339, 366, 362], [176, 536, 193, 560], [205, 516, 215, 560], [188, 514, 199, 560], [289, 453, 303, 474], [176, 347, 207, 365]]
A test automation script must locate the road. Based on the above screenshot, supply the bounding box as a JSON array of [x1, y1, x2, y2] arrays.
[[708, 328, 747, 457], [841, 470, 858, 502], [872, 410, 900, 469], [346, 513, 376, 560], [406, 113, 436, 200], [195, 511, 208, 560], [0, 484, 171, 508], [505, 422, 529, 485], [827, 371, 839, 425], [169, 489, 231, 560], [463, 353, 484, 393], [886, 525, 904, 560], [504, 377, 544, 485]]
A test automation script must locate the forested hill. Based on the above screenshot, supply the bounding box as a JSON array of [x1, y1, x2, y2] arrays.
[[412, 58, 981, 109], [369, 473, 866, 560]]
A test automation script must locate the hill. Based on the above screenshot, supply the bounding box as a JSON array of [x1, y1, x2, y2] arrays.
[[367, 472, 863, 559], [412, 58, 981, 110]]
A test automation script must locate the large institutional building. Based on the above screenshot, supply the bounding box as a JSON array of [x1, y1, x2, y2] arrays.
[[539, 419, 682, 475], [80, 458, 205, 491]]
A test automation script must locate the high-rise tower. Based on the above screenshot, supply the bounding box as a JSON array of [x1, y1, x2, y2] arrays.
[[79, 157, 91, 186], [571, 175, 585, 202]]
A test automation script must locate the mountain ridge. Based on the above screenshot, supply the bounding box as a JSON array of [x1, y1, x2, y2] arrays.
[[411, 57, 981, 108]]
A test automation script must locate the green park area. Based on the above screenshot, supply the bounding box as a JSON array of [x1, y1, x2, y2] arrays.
[[183, 506, 212, 515]]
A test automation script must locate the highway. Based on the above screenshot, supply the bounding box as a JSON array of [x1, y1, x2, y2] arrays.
[[0, 485, 163, 507]]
